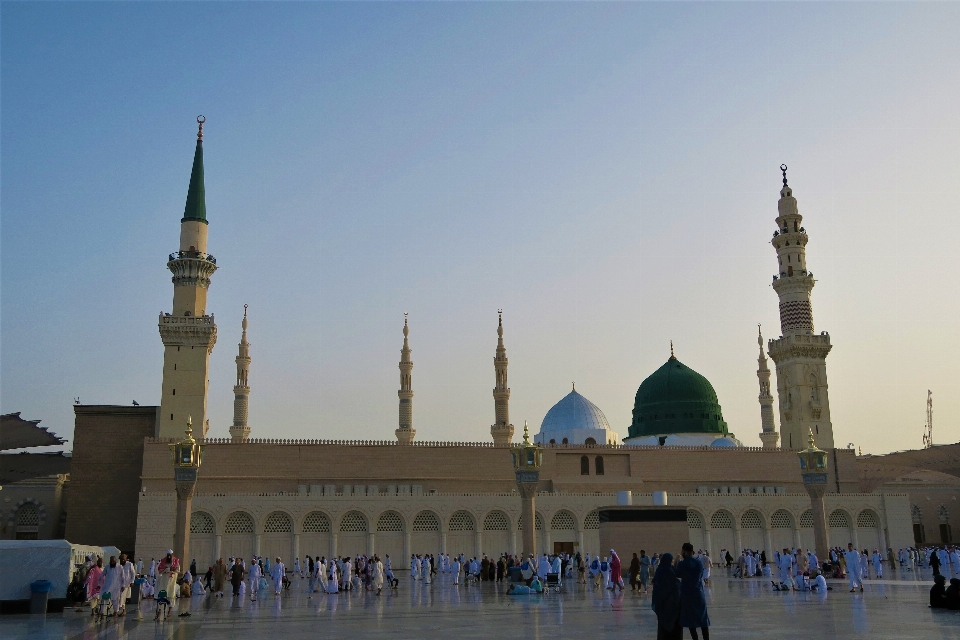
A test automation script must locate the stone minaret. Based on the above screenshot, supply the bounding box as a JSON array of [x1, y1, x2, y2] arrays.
[[395, 314, 416, 444], [768, 165, 834, 449], [230, 305, 251, 443], [159, 117, 218, 439], [490, 310, 515, 445], [756, 325, 779, 449]]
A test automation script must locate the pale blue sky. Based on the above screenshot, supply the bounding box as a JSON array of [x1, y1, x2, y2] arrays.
[[3, 2, 959, 453]]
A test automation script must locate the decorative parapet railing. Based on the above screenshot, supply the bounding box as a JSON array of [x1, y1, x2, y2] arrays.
[[159, 313, 216, 326], [168, 250, 216, 264], [140, 490, 904, 499], [143, 436, 821, 453]]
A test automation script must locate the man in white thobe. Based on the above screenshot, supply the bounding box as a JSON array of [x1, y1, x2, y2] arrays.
[[777, 549, 793, 588], [451, 556, 462, 584], [326, 560, 339, 593], [249, 560, 261, 601], [538, 555, 549, 580], [373, 557, 384, 595], [118, 554, 136, 613], [871, 550, 883, 578], [411, 555, 420, 579], [949, 547, 960, 579], [271, 558, 285, 595], [101, 557, 126, 616], [844, 544, 863, 592]]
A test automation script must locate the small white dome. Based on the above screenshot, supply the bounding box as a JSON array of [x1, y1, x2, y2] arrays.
[[710, 437, 737, 448], [540, 390, 611, 433]]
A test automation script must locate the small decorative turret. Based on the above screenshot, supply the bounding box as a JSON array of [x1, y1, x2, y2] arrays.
[[230, 305, 251, 443], [756, 325, 779, 449], [491, 310, 515, 446], [395, 314, 416, 444]]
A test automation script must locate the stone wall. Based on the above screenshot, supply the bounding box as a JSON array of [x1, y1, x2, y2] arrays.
[[65, 405, 157, 555]]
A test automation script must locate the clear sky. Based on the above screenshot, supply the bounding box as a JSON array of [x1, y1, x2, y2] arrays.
[[3, 2, 959, 454]]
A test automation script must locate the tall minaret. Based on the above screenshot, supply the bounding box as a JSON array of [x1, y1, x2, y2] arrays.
[[395, 314, 416, 444], [158, 117, 218, 439], [767, 165, 834, 449], [230, 305, 251, 443], [756, 325, 779, 449], [490, 310, 514, 446]]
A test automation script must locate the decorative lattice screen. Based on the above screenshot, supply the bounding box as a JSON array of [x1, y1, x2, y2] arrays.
[[551, 511, 576, 530], [517, 514, 544, 531], [224, 512, 254, 534], [303, 512, 331, 533], [710, 511, 733, 529], [771, 510, 792, 529], [799, 510, 813, 528], [828, 510, 850, 528], [413, 511, 440, 531], [448, 511, 475, 531], [264, 512, 292, 533], [741, 511, 763, 529], [340, 512, 368, 532], [377, 511, 403, 532], [687, 511, 704, 529], [483, 511, 509, 531], [190, 512, 215, 534], [15, 503, 39, 527], [856, 511, 879, 528], [584, 511, 599, 530]]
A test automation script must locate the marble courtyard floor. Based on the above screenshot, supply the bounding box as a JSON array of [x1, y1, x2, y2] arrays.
[[3, 568, 955, 640]]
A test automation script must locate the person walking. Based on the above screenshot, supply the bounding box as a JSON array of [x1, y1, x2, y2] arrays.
[[677, 543, 710, 640], [651, 552, 682, 640], [639, 551, 651, 594]]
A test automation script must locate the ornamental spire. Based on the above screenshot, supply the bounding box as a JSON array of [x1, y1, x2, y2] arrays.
[[230, 305, 251, 443], [182, 116, 207, 224], [669, 340, 676, 360], [396, 313, 415, 444]]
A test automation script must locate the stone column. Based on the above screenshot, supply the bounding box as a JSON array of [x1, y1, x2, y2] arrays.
[[294, 533, 300, 563], [368, 532, 375, 556], [331, 533, 338, 559], [703, 528, 713, 560], [404, 532, 411, 567], [763, 527, 773, 556], [173, 472, 198, 563], [577, 529, 585, 554], [441, 532, 447, 554], [474, 531, 482, 557], [805, 484, 830, 560], [517, 478, 538, 558], [544, 530, 552, 556], [215, 535, 222, 561], [733, 525, 742, 556], [511, 531, 518, 556]]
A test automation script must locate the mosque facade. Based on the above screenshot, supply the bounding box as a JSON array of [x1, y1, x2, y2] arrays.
[[61, 122, 936, 568]]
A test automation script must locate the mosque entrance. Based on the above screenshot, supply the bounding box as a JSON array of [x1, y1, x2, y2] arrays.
[[554, 542, 574, 555]]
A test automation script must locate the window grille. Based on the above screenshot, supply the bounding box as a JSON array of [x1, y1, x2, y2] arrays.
[[448, 511, 475, 531], [340, 511, 368, 532], [483, 511, 509, 531], [857, 510, 879, 528], [551, 511, 575, 531], [413, 511, 440, 531], [584, 511, 599, 530], [190, 512, 215, 534], [264, 512, 292, 533], [740, 511, 763, 529], [517, 513, 544, 531], [224, 512, 254, 534], [828, 510, 850, 528], [771, 510, 792, 529], [710, 511, 733, 529], [687, 511, 704, 529], [376, 511, 403, 532], [15, 503, 39, 527], [799, 510, 813, 528], [303, 512, 331, 533]]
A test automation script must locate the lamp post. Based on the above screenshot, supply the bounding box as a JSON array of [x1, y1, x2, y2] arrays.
[[511, 422, 543, 558], [798, 429, 829, 560], [170, 416, 204, 564]]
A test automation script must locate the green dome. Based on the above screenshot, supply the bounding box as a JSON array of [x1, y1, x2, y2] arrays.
[[627, 356, 729, 439]]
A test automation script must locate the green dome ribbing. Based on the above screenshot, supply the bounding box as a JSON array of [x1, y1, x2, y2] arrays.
[[627, 357, 729, 438]]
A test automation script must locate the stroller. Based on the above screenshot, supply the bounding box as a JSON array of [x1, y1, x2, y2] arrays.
[[154, 590, 171, 621], [95, 592, 114, 620], [545, 573, 562, 593]]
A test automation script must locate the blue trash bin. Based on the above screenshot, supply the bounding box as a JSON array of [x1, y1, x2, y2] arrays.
[[30, 580, 52, 614]]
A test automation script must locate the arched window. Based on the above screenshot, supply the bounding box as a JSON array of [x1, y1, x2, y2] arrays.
[[448, 511, 475, 532], [412, 511, 440, 531], [14, 503, 39, 540], [339, 511, 368, 533], [303, 512, 331, 533], [710, 510, 733, 529], [264, 512, 293, 533], [580, 456, 589, 475], [551, 510, 576, 531], [771, 510, 792, 529], [857, 510, 879, 528], [376, 511, 403, 532], [483, 511, 509, 531], [584, 510, 600, 530], [517, 513, 544, 531], [190, 512, 215, 534], [740, 510, 763, 529], [595, 456, 605, 476], [687, 511, 704, 529], [799, 510, 813, 528], [224, 512, 254, 534], [828, 510, 850, 528], [584, 437, 597, 445]]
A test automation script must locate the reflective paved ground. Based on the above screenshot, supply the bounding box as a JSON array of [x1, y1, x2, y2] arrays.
[[3, 567, 955, 640]]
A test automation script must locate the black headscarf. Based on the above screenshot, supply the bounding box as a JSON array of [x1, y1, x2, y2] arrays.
[[651, 553, 680, 632]]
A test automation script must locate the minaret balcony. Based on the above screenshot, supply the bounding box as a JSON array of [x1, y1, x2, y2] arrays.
[[167, 251, 218, 288], [168, 250, 217, 264], [767, 332, 832, 362]]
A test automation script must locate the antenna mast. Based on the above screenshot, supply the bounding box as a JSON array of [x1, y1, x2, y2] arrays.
[[923, 390, 933, 449]]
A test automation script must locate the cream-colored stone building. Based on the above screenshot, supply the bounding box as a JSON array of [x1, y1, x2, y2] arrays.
[[62, 123, 950, 568]]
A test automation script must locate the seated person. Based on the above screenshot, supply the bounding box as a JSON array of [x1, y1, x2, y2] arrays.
[[930, 575, 947, 609], [810, 570, 829, 592], [530, 576, 543, 593], [949, 579, 960, 610], [507, 583, 532, 595]]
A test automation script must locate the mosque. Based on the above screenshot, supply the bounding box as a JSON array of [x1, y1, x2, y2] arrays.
[[53, 120, 958, 569]]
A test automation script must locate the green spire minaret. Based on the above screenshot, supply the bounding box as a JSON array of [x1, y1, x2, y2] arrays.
[[181, 116, 207, 224]]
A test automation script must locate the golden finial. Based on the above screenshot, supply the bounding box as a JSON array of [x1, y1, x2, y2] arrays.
[[807, 428, 816, 449], [669, 340, 676, 360], [197, 115, 205, 141], [244, 304, 248, 318], [780, 163, 788, 187], [498, 309, 502, 326], [522, 421, 530, 446]]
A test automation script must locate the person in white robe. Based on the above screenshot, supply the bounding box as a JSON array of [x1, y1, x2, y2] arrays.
[[811, 570, 828, 593], [271, 558, 285, 595], [808, 551, 819, 571], [422, 557, 431, 583], [537, 555, 548, 580], [777, 549, 793, 588], [949, 548, 960, 579], [451, 556, 461, 584], [844, 544, 863, 592], [293, 557, 301, 578], [101, 557, 126, 616], [136, 558, 144, 576], [373, 557, 385, 595], [148, 558, 157, 583], [411, 555, 420, 579], [551, 555, 562, 576], [326, 560, 339, 593], [871, 550, 883, 578], [343, 558, 353, 591], [700, 552, 712, 583], [249, 561, 261, 601]]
